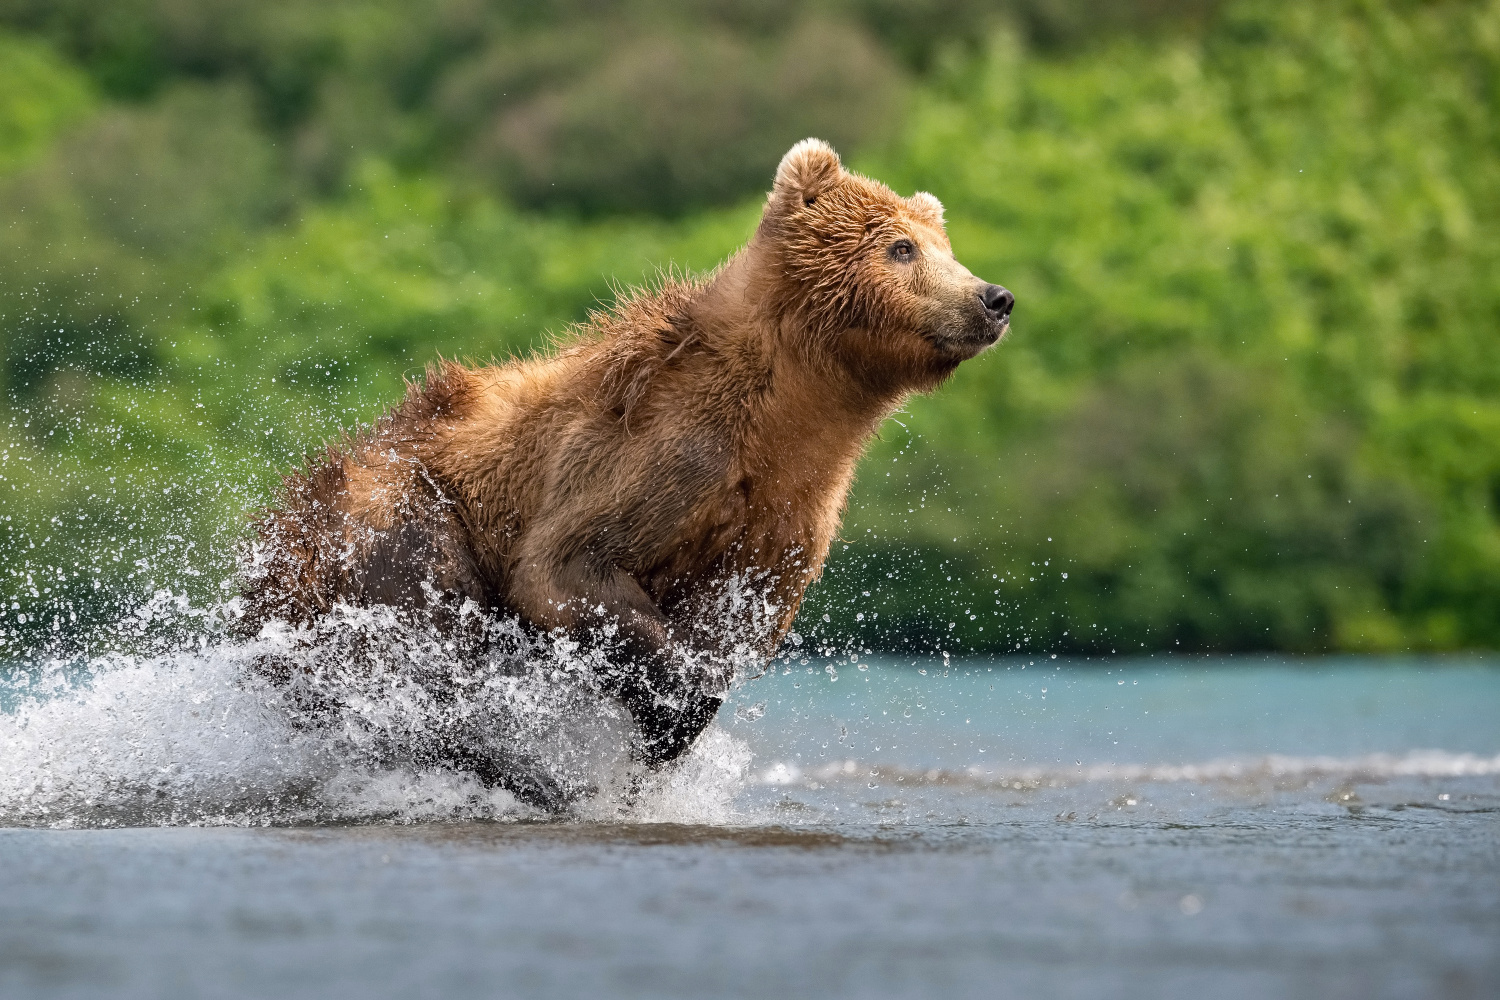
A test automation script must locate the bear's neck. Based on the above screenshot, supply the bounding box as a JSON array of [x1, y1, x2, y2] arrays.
[[690, 252, 908, 496]]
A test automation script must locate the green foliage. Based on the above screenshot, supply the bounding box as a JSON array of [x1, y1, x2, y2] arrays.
[[816, 0, 1500, 653], [181, 162, 757, 408], [0, 30, 94, 173], [1, 0, 1497, 656], [464, 19, 902, 215], [0, 0, 1224, 214], [852, 0, 1225, 68], [0, 0, 909, 214], [0, 81, 282, 397]]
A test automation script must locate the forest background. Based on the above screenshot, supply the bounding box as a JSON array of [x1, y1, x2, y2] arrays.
[[0, 0, 1497, 658]]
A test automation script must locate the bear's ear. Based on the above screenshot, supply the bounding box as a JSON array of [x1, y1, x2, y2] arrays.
[[909, 191, 945, 226], [773, 138, 843, 206]]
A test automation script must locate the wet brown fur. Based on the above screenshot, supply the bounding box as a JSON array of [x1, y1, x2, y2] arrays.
[[240, 140, 1008, 770]]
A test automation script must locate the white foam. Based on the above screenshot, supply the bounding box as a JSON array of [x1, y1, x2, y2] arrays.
[[591, 727, 753, 825], [0, 597, 757, 828], [1, 644, 334, 827]]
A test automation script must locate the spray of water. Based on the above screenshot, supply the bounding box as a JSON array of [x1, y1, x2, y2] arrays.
[[0, 586, 754, 829]]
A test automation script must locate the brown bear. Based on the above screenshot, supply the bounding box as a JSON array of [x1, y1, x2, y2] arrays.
[[239, 139, 1011, 798]]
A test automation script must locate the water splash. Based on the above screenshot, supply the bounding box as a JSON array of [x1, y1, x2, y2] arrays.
[[0, 590, 753, 829]]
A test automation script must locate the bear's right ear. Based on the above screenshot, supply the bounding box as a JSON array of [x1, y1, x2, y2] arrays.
[[772, 138, 843, 207]]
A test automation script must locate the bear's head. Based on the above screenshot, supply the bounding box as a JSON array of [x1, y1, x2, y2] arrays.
[[755, 138, 1011, 394]]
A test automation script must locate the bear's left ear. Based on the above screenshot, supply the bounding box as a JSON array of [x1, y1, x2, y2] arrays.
[[773, 138, 843, 206], [909, 191, 945, 226]]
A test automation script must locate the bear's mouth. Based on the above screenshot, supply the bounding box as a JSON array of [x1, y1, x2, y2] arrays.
[[980, 315, 1009, 345], [932, 313, 1006, 359]]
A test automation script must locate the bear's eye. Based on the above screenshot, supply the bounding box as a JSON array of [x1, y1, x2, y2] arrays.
[[804, 196, 817, 207], [889, 240, 916, 263]]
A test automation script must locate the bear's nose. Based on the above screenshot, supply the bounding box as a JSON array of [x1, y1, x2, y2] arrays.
[[979, 284, 1014, 320]]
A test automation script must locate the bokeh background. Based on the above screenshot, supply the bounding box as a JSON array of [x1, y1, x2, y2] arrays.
[[0, 0, 1496, 658]]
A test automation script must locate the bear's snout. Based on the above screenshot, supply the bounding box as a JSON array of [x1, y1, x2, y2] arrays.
[[955, 281, 1011, 351], [979, 284, 1014, 322]]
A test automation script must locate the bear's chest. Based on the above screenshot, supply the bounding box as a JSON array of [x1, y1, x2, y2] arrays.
[[644, 463, 838, 609]]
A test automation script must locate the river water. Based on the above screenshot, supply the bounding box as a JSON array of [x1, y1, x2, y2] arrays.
[[2, 653, 1497, 999]]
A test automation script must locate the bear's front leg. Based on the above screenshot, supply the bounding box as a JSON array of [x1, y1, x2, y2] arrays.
[[509, 554, 728, 767]]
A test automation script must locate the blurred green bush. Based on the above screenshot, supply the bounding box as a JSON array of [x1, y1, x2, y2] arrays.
[[0, 0, 1497, 657], [823, 0, 1500, 653], [462, 19, 901, 214]]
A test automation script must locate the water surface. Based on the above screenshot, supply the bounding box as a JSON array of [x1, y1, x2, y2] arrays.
[[2, 655, 1497, 999]]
